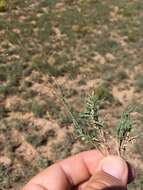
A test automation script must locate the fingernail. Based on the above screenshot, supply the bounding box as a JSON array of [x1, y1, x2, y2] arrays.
[[100, 156, 128, 184]]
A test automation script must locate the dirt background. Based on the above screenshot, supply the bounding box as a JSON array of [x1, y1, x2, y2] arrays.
[[0, 0, 143, 189]]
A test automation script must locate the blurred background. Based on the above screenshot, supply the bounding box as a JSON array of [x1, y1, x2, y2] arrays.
[[0, 0, 143, 189]]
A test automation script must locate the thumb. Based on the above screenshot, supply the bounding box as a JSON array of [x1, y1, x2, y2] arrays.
[[82, 156, 128, 190]]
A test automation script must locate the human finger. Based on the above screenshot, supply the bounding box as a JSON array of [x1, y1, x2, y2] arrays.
[[79, 156, 128, 190], [22, 150, 104, 190]]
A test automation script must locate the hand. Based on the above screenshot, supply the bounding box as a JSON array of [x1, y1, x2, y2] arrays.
[[22, 150, 133, 190]]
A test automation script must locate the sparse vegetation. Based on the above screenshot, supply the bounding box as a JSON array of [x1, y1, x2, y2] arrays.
[[93, 85, 114, 102], [58, 113, 73, 127], [0, 105, 6, 118], [78, 79, 86, 86], [135, 74, 143, 91], [0, 0, 143, 189], [26, 133, 48, 147], [116, 70, 128, 81], [51, 133, 74, 160], [37, 156, 53, 168], [0, 0, 7, 12], [31, 101, 47, 118], [10, 118, 29, 132]]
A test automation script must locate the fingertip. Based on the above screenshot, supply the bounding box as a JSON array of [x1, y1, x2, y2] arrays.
[[99, 156, 128, 185]]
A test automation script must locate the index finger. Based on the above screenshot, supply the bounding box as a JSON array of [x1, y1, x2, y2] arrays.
[[23, 150, 104, 190]]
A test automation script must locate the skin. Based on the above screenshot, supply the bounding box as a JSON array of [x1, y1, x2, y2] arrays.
[[22, 150, 130, 190]]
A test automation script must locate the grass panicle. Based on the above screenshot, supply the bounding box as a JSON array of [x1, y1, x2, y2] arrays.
[[116, 108, 135, 156], [53, 80, 136, 156]]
